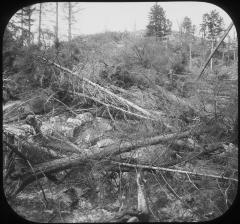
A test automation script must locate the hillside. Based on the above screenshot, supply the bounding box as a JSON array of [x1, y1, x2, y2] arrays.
[[3, 29, 238, 222]]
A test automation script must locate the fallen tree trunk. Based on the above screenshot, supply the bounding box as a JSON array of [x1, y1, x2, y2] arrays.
[[3, 122, 82, 155], [196, 22, 234, 81], [10, 125, 210, 196], [3, 127, 60, 164], [108, 160, 238, 182], [37, 56, 162, 121]]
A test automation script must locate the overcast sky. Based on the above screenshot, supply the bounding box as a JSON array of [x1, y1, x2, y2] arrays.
[[15, 2, 236, 40], [73, 2, 234, 35]]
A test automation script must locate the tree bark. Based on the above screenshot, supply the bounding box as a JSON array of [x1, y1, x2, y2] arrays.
[[196, 22, 234, 81], [38, 3, 42, 46], [55, 2, 59, 42], [210, 40, 213, 71], [68, 2, 72, 42], [11, 125, 210, 196], [28, 8, 31, 45], [189, 42, 192, 70]]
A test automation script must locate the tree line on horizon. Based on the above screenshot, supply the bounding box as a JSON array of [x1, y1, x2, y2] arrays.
[[5, 2, 236, 45]]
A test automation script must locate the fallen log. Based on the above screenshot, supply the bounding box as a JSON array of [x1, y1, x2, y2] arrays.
[[10, 125, 210, 196], [108, 160, 238, 182], [3, 119, 82, 155], [196, 22, 234, 81], [3, 89, 54, 124], [2, 126, 60, 164], [37, 56, 162, 121]]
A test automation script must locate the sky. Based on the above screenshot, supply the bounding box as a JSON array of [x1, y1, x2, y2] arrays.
[[12, 2, 236, 40], [73, 2, 235, 36]]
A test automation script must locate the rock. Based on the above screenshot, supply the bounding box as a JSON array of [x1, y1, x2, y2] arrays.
[[67, 112, 93, 127], [41, 114, 113, 147], [76, 112, 93, 123], [187, 138, 195, 146], [66, 113, 94, 139], [96, 138, 115, 148], [41, 116, 63, 136], [67, 118, 85, 126], [42, 117, 79, 139], [50, 116, 62, 124], [4, 123, 35, 137], [95, 117, 112, 131], [61, 125, 77, 138], [40, 121, 54, 136], [75, 117, 112, 145]]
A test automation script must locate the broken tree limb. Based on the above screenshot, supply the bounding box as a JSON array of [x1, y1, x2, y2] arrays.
[[37, 56, 162, 121], [71, 91, 161, 121], [12, 125, 210, 196], [72, 90, 173, 130], [108, 161, 238, 182], [3, 139, 59, 165], [196, 22, 234, 81], [3, 141, 29, 162], [3, 122, 81, 155]]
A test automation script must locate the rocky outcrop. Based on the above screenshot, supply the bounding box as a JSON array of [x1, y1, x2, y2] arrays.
[[40, 113, 113, 148]]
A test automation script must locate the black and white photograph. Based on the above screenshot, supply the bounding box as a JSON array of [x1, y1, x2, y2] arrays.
[[2, 2, 238, 222]]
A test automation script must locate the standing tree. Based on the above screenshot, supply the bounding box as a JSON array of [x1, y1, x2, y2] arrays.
[[35, 3, 57, 48], [55, 2, 59, 42], [68, 2, 72, 42], [146, 3, 172, 40], [15, 6, 35, 46], [181, 16, 195, 70], [3, 22, 20, 73], [200, 10, 224, 70], [54, 2, 60, 52], [232, 28, 237, 62], [182, 17, 195, 36], [25, 6, 35, 45], [37, 3, 42, 46], [15, 9, 24, 46], [63, 2, 83, 42]]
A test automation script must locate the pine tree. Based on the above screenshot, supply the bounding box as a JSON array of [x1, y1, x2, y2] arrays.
[[181, 17, 195, 70], [15, 6, 35, 46], [200, 10, 224, 42], [25, 6, 35, 45], [200, 10, 224, 70], [63, 2, 83, 42], [182, 17, 195, 36], [68, 2, 72, 42], [55, 2, 59, 43], [146, 3, 172, 39], [38, 3, 42, 46]]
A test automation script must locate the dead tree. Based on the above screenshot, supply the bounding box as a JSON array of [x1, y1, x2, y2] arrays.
[[113, 169, 150, 222], [135, 169, 150, 221]]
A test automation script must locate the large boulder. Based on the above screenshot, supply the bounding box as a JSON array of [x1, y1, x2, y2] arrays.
[[41, 113, 94, 139], [75, 117, 112, 146], [40, 113, 112, 149]]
